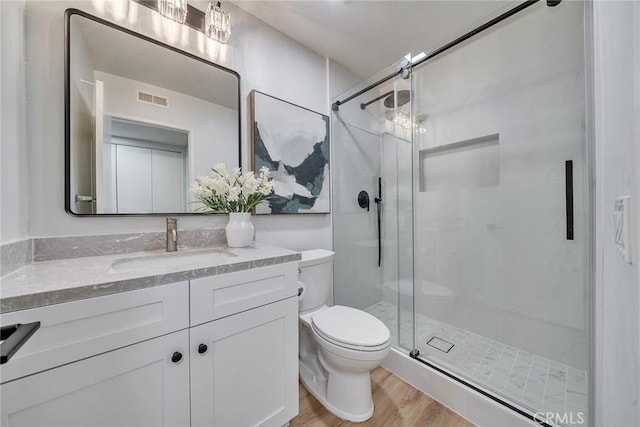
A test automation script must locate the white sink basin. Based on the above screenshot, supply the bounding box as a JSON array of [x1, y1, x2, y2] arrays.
[[109, 248, 237, 273]]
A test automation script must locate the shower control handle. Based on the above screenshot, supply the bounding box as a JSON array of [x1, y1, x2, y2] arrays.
[[357, 191, 370, 211]]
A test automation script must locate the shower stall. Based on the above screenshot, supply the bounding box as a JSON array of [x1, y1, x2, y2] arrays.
[[331, 1, 590, 424]]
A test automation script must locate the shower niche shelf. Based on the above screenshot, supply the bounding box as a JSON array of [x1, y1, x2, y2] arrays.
[[419, 133, 500, 192]]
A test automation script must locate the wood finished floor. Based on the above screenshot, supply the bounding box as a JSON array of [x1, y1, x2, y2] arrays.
[[290, 367, 475, 427]]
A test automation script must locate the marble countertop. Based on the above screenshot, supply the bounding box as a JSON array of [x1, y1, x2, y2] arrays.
[[0, 246, 301, 313]]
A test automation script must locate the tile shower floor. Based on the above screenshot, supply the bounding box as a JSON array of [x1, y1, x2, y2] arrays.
[[365, 301, 588, 422]]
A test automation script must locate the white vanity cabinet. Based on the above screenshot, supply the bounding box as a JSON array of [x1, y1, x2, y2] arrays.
[[0, 260, 300, 427], [189, 264, 299, 427]]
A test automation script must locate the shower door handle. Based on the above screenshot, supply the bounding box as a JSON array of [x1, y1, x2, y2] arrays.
[[565, 160, 574, 240], [375, 177, 382, 267]]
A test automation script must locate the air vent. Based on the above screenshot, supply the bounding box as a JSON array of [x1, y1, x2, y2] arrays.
[[135, 90, 169, 109]]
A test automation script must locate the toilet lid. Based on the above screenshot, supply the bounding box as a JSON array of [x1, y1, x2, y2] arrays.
[[311, 305, 390, 348]]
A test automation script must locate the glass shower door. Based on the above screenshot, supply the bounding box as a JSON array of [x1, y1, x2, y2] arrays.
[[411, 1, 589, 422], [332, 62, 414, 351]]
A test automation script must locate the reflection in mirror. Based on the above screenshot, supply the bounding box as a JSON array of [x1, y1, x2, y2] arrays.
[[66, 10, 240, 215]]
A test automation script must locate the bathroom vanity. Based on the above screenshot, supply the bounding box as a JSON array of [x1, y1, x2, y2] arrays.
[[0, 246, 300, 427]]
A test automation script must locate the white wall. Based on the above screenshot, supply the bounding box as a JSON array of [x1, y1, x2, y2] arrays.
[[593, 1, 640, 425], [22, 0, 354, 251], [329, 60, 386, 310], [1, 0, 29, 244]]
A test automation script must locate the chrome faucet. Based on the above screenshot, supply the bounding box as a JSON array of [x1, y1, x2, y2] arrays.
[[166, 217, 178, 252]]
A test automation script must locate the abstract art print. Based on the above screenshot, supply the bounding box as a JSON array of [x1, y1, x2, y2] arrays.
[[250, 90, 330, 214]]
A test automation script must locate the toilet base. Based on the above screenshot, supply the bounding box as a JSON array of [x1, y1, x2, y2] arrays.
[[299, 361, 374, 422]]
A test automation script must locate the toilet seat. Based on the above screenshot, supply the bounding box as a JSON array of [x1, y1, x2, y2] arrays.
[[311, 305, 390, 352]]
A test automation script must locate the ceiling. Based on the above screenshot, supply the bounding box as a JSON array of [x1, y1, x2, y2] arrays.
[[232, 0, 515, 78]]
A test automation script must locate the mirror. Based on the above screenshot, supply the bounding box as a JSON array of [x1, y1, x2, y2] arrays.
[[65, 10, 240, 215]]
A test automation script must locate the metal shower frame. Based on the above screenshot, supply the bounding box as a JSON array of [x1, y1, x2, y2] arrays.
[[331, 0, 561, 112]]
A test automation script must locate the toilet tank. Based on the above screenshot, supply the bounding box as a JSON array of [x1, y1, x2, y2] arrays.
[[298, 249, 334, 312]]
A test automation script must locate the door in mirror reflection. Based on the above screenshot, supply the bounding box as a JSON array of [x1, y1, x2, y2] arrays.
[[106, 118, 188, 214]]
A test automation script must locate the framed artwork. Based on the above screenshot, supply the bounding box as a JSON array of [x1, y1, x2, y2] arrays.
[[250, 90, 330, 214]]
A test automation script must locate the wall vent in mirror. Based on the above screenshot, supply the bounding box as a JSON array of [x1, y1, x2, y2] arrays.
[[64, 9, 241, 216], [136, 90, 169, 108]]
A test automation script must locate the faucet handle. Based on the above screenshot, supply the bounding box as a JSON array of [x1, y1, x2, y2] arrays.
[[167, 217, 178, 224]]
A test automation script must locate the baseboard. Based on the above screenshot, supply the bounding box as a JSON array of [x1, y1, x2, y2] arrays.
[[382, 347, 539, 427]]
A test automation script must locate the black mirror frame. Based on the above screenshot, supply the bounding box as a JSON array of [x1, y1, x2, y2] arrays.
[[64, 8, 241, 216]]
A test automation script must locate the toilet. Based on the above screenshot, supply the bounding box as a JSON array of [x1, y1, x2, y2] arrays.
[[297, 249, 391, 422]]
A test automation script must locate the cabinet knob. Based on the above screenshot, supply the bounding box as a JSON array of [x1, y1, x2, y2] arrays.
[[198, 344, 208, 354], [171, 351, 183, 364]]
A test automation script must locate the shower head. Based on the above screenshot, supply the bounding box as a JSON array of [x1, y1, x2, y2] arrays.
[[360, 89, 411, 110], [383, 90, 410, 108]]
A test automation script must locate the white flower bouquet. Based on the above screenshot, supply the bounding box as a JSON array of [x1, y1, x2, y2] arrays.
[[192, 163, 274, 213]]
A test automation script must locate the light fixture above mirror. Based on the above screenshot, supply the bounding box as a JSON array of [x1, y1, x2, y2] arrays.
[[134, 0, 231, 44], [205, 2, 230, 44]]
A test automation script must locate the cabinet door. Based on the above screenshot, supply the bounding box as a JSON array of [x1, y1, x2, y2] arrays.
[[1, 330, 190, 427], [190, 297, 298, 427]]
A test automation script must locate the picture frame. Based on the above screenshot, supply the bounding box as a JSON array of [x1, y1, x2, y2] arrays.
[[249, 90, 331, 214]]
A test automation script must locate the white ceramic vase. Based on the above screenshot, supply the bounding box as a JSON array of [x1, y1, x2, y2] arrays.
[[225, 212, 254, 248]]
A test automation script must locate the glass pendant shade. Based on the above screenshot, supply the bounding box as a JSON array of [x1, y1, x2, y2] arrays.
[[158, 0, 188, 24], [205, 2, 231, 44]]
